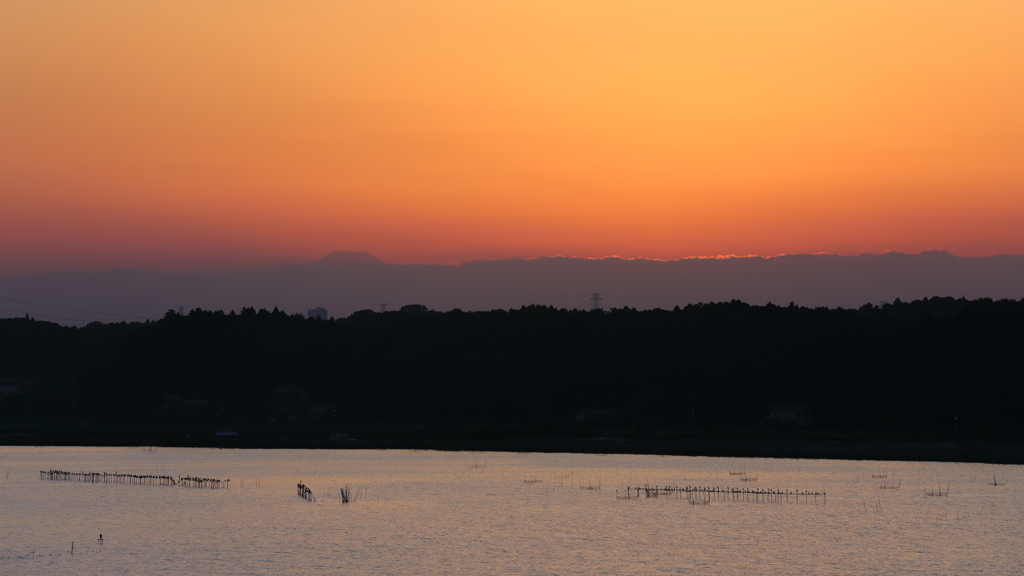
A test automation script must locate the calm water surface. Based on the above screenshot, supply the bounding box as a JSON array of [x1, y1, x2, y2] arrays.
[[1, 447, 1021, 575]]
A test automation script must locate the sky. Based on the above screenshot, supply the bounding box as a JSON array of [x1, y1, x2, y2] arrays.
[[2, 1, 1023, 277]]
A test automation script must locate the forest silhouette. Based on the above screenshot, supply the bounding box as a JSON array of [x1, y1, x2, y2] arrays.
[[2, 296, 1022, 448]]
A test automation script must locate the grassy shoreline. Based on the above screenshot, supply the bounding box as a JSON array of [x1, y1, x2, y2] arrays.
[[3, 422, 1022, 464]]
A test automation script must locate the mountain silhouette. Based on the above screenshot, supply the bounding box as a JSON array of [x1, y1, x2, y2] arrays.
[[312, 250, 384, 266], [2, 251, 1023, 324]]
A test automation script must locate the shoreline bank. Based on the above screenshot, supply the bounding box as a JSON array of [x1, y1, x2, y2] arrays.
[[3, 423, 1022, 464]]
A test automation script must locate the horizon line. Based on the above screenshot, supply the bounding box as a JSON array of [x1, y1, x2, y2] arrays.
[[6, 248, 1024, 279]]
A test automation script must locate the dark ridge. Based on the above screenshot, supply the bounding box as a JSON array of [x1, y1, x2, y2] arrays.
[[2, 296, 1023, 462]]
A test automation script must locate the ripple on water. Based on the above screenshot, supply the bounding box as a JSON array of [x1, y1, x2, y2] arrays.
[[1, 447, 1021, 575]]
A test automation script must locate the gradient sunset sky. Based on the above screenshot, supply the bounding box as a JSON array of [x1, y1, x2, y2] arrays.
[[2, 1, 1023, 276]]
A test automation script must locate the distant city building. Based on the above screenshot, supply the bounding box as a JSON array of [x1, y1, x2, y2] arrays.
[[307, 307, 328, 319]]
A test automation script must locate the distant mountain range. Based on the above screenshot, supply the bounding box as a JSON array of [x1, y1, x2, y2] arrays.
[[312, 250, 384, 266], [2, 250, 1023, 325]]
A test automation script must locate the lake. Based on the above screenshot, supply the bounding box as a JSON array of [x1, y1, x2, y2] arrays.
[[1, 447, 1021, 575]]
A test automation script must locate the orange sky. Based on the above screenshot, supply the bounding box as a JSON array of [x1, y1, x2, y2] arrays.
[[2, 1, 1023, 276]]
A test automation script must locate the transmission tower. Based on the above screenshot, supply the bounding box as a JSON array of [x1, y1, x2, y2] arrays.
[[589, 293, 603, 311]]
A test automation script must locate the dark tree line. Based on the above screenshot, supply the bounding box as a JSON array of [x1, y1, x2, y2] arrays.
[[1, 297, 1022, 438]]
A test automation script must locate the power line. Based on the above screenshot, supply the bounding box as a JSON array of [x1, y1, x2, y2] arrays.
[[0, 295, 149, 319]]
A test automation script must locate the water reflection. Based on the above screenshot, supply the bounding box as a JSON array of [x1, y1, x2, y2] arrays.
[[1, 447, 1021, 575]]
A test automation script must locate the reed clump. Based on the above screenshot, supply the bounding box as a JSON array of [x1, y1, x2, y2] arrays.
[[339, 486, 366, 503]]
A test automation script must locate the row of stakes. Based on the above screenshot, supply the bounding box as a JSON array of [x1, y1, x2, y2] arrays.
[[619, 485, 826, 504], [42, 469, 827, 505], [41, 470, 228, 488], [40, 469, 358, 504]]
